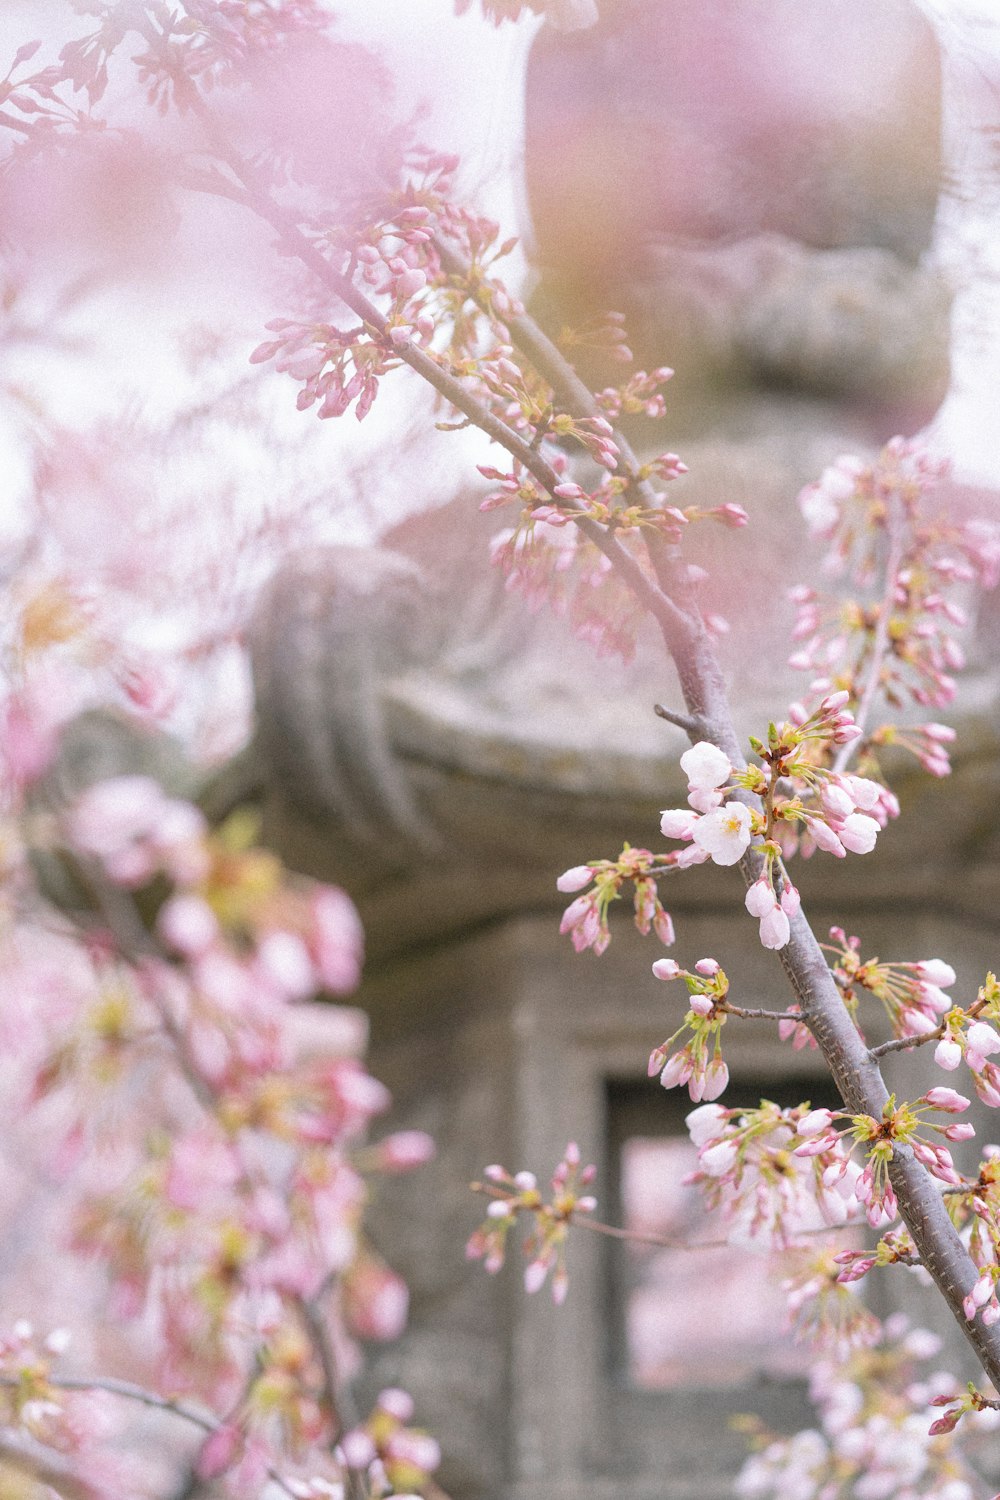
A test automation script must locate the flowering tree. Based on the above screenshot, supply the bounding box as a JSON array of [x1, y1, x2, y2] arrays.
[[4, 2, 1000, 1498]]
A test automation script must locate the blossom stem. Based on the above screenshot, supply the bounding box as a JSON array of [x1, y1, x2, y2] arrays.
[[832, 497, 907, 775], [573, 1215, 851, 1252], [869, 1030, 943, 1059], [295, 1292, 358, 1442], [722, 1003, 812, 1025]]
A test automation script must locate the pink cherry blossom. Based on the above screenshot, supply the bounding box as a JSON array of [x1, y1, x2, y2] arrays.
[[373, 1132, 436, 1172], [659, 807, 698, 839], [837, 814, 880, 854], [679, 741, 733, 791], [686, 1103, 729, 1146], [692, 801, 752, 865], [922, 1087, 971, 1114], [914, 960, 957, 988], [935, 1037, 963, 1071], [804, 817, 847, 857], [745, 879, 791, 950], [156, 894, 219, 955], [967, 1022, 1000, 1070]]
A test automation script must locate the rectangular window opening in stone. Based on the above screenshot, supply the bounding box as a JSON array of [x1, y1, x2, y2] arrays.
[[604, 1076, 856, 1393]]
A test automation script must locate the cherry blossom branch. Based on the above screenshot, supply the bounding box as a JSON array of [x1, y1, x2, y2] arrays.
[[295, 1293, 358, 1441], [0, 1374, 302, 1498], [654, 702, 708, 736], [142, 33, 1000, 1392], [59, 848, 376, 1483], [831, 497, 908, 775], [722, 1003, 811, 1025], [167, 91, 695, 656], [433, 233, 666, 508], [571, 1214, 845, 1254], [869, 1030, 943, 1060], [285, 223, 1000, 1384]]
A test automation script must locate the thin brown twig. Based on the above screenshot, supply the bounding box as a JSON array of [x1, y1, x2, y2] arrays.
[[831, 496, 908, 776], [723, 1003, 812, 1025], [869, 1029, 942, 1060], [572, 1214, 852, 1253]]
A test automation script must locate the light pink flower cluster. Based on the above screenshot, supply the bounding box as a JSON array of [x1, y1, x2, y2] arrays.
[[684, 1100, 862, 1250], [466, 1143, 597, 1304], [65, 775, 208, 888], [648, 957, 730, 1101], [737, 1318, 994, 1500], [336, 1386, 442, 1497], [593, 365, 675, 419], [792, 438, 1000, 726], [935, 998, 1000, 1109], [824, 931, 957, 1041], [780, 1248, 881, 1358], [250, 317, 396, 423], [653, 707, 882, 953], [848, 1091, 973, 1229], [16, 774, 439, 1480], [659, 741, 753, 867]]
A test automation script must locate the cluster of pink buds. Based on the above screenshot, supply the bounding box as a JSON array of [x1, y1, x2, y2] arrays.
[[477, 458, 554, 515], [873, 720, 957, 778], [745, 875, 801, 950], [780, 1247, 881, 1356], [833, 1226, 920, 1287], [797, 439, 947, 546], [791, 438, 1000, 735], [948, 1146, 1000, 1328], [593, 365, 674, 420], [466, 1144, 597, 1303], [250, 318, 395, 423], [65, 774, 208, 888], [927, 1382, 1000, 1439], [962, 1268, 1000, 1329], [352, 204, 434, 298], [648, 957, 730, 1101], [337, 1388, 441, 1498], [557, 309, 633, 365], [823, 931, 958, 1040], [489, 514, 578, 611], [746, 697, 889, 863], [555, 413, 620, 470], [556, 844, 675, 955], [933, 976, 1000, 1107], [685, 1100, 862, 1249], [848, 1090, 974, 1227], [778, 689, 863, 750]]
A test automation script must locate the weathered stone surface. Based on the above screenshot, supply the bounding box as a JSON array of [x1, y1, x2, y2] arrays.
[[525, 0, 948, 435], [526, 0, 941, 273]]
